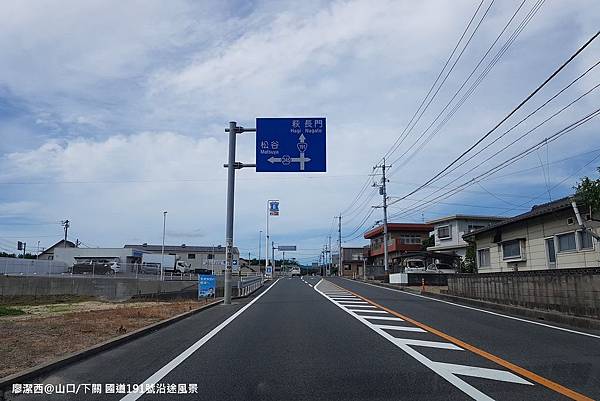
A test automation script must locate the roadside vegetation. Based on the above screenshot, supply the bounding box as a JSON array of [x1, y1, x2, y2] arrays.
[[0, 306, 26, 317]]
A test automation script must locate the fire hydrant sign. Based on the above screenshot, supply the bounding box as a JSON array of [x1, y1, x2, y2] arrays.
[[256, 118, 326, 172]]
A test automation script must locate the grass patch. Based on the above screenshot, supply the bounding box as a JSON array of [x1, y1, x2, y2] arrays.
[[0, 306, 26, 316]]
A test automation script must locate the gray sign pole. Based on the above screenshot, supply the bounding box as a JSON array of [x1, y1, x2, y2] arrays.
[[224, 121, 237, 305], [223, 121, 256, 305]]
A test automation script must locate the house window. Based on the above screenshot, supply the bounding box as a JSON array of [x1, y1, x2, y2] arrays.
[[578, 230, 593, 250], [207, 254, 214, 259], [502, 240, 522, 260], [400, 234, 421, 244], [437, 225, 451, 239], [188, 254, 196, 259], [557, 232, 576, 252], [468, 225, 485, 233], [477, 248, 490, 267]]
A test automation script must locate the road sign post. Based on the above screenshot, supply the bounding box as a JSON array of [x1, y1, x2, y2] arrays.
[[223, 117, 325, 299]]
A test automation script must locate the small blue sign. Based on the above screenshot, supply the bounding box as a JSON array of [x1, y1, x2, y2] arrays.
[[198, 274, 216, 298], [256, 118, 326, 172], [269, 200, 279, 216]]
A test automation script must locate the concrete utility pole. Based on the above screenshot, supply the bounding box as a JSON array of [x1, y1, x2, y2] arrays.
[[373, 159, 391, 272], [272, 241, 275, 272], [223, 121, 256, 305], [327, 235, 331, 276], [338, 214, 342, 276], [161, 211, 167, 282], [61, 220, 70, 247], [258, 230, 262, 273]]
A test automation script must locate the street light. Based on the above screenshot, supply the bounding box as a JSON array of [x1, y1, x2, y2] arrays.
[[161, 211, 167, 282]]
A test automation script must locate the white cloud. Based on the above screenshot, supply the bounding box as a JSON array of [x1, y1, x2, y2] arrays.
[[1, 0, 599, 262]]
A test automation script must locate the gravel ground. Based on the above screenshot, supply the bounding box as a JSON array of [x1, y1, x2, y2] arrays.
[[0, 299, 213, 378]]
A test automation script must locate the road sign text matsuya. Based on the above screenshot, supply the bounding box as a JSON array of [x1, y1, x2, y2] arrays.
[[256, 118, 326, 172]]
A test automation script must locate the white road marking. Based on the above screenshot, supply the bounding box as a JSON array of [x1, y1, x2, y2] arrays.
[[345, 278, 600, 340], [343, 305, 378, 309], [336, 300, 369, 304], [363, 316, 404, 321], [433, 362, 531, 385], [375, 324, 426, 332], [352, 310, 390, 314], [391, 338, 463, 350], [315, 279, 532, 401], [120, 279, 280, 401]]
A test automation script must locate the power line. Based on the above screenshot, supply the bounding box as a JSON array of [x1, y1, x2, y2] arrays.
[[388, 108, 600, 219], [393, 30, 600, 203], [338, 0, 490, 222], [392, 77, 600, 214], [389, 0, 546, 172], [382, 0, 489, 161]]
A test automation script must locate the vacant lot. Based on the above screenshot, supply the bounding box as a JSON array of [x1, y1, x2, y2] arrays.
[[0, 298, 214, 378]]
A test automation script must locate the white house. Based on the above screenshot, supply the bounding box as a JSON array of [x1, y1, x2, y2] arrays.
[[426, 215, 505, 259], [462, 197, 599, 273]]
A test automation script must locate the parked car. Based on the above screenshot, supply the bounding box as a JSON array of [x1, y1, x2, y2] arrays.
[[72, 260, 121, 275], [404, 258, 426, 272], [426, 262, 455, 273]]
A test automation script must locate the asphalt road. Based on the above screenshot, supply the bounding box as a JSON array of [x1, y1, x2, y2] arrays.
[[6, 276, 600, 401]]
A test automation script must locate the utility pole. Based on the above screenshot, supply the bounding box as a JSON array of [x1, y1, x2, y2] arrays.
[[272, 241, 275, 272], [327, 235, 331, 276], [337, 214, 342, 276], [258, 230, 262, 273], [373, 159, 391, 272], [61, 220, 70, 247], [161, 211, 167, 282]]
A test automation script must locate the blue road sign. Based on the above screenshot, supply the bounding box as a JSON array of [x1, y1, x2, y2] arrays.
[[198, 274, 216, 298], [256, 118, 326, 172]]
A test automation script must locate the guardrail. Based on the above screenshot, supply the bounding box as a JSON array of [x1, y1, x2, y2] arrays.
[[237, 276, 264, 297]]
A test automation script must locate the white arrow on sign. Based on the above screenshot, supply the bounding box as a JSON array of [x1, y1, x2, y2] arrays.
[[267, 133, 312, 170], [267, 155, 312, 170]]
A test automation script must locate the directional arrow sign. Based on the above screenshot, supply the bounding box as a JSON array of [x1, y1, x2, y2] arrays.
[[256, 118, 326, 172]]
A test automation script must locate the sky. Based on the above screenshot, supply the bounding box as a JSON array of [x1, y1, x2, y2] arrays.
[[0, 0, 599, 264]]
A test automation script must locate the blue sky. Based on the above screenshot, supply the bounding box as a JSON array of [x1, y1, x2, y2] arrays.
[[0, 0, 599, 264]]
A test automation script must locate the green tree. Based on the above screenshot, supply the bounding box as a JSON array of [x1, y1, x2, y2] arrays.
[[575, 166, 600, 215], [421, 235, 434, 248], [461, 242, 477, 273]]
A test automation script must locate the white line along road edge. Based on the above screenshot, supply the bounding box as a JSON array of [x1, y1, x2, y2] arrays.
[[120, 278, 280, 401]]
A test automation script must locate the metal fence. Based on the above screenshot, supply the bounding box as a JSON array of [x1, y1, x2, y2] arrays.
[[1, 258, 263, 282], [1, 257, 69, 276]]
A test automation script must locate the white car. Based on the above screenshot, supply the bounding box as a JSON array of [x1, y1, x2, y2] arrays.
[[290, 267, 301, 277]]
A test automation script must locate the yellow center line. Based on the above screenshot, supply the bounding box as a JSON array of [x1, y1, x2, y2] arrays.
[[326, 280, 594, 401]]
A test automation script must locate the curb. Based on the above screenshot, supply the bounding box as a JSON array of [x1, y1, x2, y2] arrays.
[[351, 279, 600, 331], [0, 299, 222, 391]]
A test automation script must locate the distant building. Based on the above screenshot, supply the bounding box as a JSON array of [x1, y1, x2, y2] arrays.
[[363, 223, 434, 266], [426, 215, 506, 259], [332, 247, 365, 277], [463, 197, 599, 273], [37, 240, 76, 260], [124, 244, 240, 273], [53, 247, 146, 271]]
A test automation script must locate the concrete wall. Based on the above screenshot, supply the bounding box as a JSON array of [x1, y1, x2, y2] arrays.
[[447, 267, 600, 319], [0, 276, 197, 302]]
